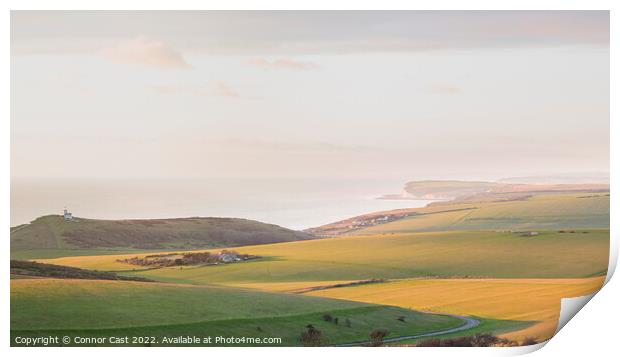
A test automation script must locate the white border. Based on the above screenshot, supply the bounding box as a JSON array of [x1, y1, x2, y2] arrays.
[[3, 1, 617, 357]]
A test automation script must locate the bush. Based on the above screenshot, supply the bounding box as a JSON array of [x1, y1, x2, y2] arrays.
[[369, 329, 389, 346], [300, 324, 323, 347], [345, 318, 352, 328], [470, 333, 500, 347], [322, 314, 334, 322]]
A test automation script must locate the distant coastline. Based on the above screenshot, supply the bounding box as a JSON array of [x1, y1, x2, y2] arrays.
[[10, 178, 432, 230], [376, 194, 449, 201]]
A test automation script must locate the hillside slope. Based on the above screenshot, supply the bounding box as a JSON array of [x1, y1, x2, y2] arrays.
[[309, 192, 609, 236], [357, 193, 609, 235], [11, 278, 462, 346], [11, 215, 315, 259]]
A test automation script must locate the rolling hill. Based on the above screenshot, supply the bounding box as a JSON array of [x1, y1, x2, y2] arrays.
[[10, 183, 611, 346], [34, 227, 608, 344], [11, 215, 315, 260], [11, 278, 462, 346], [357, 193, 609, 235], [309, 191, 609, 236]]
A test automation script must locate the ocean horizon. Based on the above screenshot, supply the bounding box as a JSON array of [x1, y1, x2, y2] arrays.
[[11, 178, 432, 230]]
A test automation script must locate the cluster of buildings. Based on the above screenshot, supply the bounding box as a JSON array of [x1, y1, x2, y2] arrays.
[[348, 215, 391, 229]]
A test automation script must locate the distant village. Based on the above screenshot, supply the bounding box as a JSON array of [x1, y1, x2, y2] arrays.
[[347, 215, 393, 229], [306, 210, 418, 237]]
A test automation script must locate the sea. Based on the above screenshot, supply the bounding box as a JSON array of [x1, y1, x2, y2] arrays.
[[10, 178, 432, 230]]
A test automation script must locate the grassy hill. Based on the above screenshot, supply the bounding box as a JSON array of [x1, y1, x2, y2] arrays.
[[309, 192, 609, 236], [11, 215, 314, 260], [11, 278, 462, 346], [357, 193, 609, 235]]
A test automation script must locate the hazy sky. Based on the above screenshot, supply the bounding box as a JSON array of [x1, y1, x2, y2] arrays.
[[11, 11, 610, 181]]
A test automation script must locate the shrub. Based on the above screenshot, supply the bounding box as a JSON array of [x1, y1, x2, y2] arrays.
[[369, 329, 389, 346], [521, 337, 538, 346], [300, 324, 323, 347], [322, 314, 334, 322], [470, 333, 500, 347], [345, 318, 352, 328]]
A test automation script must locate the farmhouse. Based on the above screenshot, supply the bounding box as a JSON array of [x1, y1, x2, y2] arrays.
[[219, 251, 241, 263]]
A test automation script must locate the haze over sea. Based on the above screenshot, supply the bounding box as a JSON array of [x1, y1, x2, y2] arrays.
[[11, 178, 431, 230]]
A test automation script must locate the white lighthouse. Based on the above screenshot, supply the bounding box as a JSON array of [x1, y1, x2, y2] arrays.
[[63, 208, 73, 221]]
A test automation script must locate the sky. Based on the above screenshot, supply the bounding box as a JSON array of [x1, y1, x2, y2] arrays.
[[10, 11, 610, 181]]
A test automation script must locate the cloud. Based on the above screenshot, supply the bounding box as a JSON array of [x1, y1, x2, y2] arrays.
[[12, 12, 609, 56], [99, 36, 190, 69], [427, 83, 462, 95], [219, 138, 378, 153], [213, 82, 240, 98], [149, 82, 239, 98], [247, 58, 319, 70]]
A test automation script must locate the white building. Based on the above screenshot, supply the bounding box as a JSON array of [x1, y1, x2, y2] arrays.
[[63, 208, 73, 221]]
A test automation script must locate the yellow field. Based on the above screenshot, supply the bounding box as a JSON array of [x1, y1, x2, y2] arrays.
[[34, 253, 138, 271], [306, 276, 605, 341], [226, 280, 362, 293], [38, 230, 609, 282]]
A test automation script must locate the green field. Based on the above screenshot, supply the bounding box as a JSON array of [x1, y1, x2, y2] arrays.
[[357, 193, 609, 234], [11, 278, 463, 346], [11, 307, 466, 347]]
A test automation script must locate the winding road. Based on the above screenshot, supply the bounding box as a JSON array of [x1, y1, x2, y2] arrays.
[[333, 313, 480, 347]]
